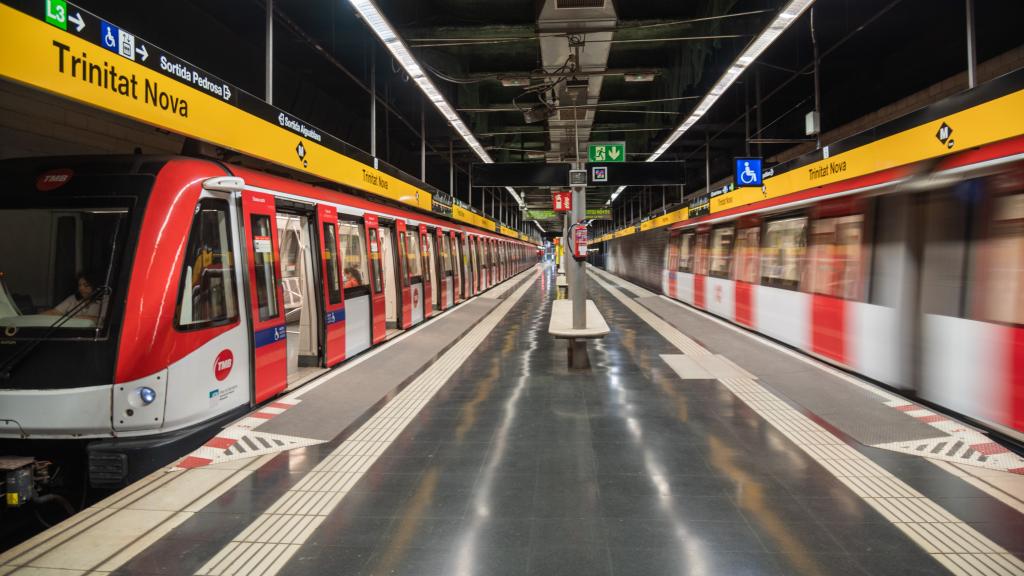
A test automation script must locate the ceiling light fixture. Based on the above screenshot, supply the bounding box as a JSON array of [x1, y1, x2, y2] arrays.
[[623, 72, 656, 82], [608, 0, 814, 206], [348, 0, 525, 208], [648, 0, 814, 163], [499, 76, 531, 87]]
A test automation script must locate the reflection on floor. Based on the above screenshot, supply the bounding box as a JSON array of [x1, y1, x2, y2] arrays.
[[286, 366, 324, 389]]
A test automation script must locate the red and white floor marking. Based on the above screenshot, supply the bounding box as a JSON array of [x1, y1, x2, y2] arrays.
[[170, 398, 324, 471], [875, 399, 1024, 475]]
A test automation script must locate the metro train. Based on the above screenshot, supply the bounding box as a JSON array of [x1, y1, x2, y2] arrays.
[[603, 131, 1024, 443], [0, 156, 535, 487]]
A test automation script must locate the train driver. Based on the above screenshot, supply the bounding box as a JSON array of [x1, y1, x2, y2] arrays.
[[43, 272, 106, 321]]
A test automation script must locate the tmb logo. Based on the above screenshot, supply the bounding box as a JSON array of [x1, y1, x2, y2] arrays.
[[214, 349, 234, 381], [36, 168, 74, 191]]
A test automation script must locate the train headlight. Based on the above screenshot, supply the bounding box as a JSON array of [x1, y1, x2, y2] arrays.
[[138, 386, 157, 406]]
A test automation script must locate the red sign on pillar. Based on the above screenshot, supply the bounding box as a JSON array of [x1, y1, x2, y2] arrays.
[[552, 190, 572, 212]]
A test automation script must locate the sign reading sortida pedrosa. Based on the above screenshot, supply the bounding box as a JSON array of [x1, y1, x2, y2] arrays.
[[0, 0, 536, 242]]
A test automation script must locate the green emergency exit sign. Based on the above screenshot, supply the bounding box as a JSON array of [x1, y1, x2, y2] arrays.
[[588, 142, 625, 163]]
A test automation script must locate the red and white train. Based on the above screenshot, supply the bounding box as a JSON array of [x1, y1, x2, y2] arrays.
[[651, 137, 1024, 442], [596, 71, 1024, 442], [0, 156, 534, 485]]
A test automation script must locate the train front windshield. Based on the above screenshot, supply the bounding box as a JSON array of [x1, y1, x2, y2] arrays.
[[0, 205, 130, 337]]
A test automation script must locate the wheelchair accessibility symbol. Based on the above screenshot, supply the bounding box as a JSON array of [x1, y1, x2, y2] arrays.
[[734, 157, 763, 188]]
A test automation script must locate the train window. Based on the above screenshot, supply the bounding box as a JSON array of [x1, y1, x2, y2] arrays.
[[338, 221, 369, 291], [406, 231, 422, 278], [176, 199, 239, 329], [760, 216, 807, 290], [0, 205, 127, 334], [734, 227, 761, 283], [322, 222, 342, 305], [367, 227, 382, 293], [708, 226, 735, 279], [807, 215, 864, 300], [251, 214, 280, 321], [694, 231, 710, 276], [441, 235, 453, 274], [971, 175, 1024, 325], [420, 233, 431, 284], [397, 232, 409, 286], [677, 233, 694, 273]]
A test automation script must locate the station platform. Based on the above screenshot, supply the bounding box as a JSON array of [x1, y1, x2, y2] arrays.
[[3, 264, 1024, 576]]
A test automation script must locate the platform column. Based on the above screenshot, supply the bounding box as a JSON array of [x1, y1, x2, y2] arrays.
[[570, 163, 586, 330]]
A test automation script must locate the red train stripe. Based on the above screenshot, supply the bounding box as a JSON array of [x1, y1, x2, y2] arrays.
[[1011, 326, 1024, 433], [811, 294, 846, 364], [735, 281, 754, 327], [694, 274, 705, 309]]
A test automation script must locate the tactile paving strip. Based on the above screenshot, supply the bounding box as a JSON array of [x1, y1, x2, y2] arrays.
[[591, 265, 1024, 477], [193, 270, 538, 576], [593, 270, 1024, 576]]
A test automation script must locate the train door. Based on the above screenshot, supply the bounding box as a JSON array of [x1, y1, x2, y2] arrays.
[[462, 234, 472, 297], [240, 190, 287, 404], [501, 243, 508, 280], [364, 215, 387, 345], [451, 231, 463, 304], [336, 216, 372, 356], [393, 218, 413, 327], [401, 221, 422, 327], [439, 229, 453, 309], [426, 226, 442, 312], [316, 204, 345, 367], [483, 239, 491, 290], [419, 224, 434, 318], [469, 236, 479, 293], [276, 206, 324, 386], [378, 221, 404, 336], [435, 228, 449, 310]]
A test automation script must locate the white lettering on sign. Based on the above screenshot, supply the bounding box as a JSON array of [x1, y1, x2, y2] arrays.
[[158, 55, 232, 100], [278, 113, 323, 142]]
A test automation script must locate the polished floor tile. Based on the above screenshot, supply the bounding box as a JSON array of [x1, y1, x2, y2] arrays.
[[235, 268, 1024, 576]]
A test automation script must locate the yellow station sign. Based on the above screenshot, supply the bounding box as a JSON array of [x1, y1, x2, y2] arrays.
[[0, 1, 534, 244]]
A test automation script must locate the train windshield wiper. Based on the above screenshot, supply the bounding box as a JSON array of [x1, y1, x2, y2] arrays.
[[0, 286, 111, 380]]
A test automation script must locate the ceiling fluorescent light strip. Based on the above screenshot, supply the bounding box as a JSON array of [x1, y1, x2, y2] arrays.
[[607, 0, 812, 207], [349, 0, 526, 208], [647, 0, 814, 163]]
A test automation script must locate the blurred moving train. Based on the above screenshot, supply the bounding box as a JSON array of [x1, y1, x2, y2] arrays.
[[0, 156, 535, 487], [597, 74, 1024, 443]]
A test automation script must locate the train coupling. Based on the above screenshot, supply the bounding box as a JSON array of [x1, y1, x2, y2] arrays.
[[2, 456, 50, 507]]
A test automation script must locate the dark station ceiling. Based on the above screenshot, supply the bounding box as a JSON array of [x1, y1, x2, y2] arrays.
[[72, 0, 1024, 235]]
